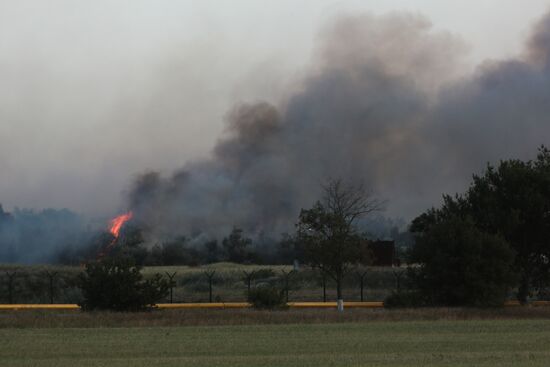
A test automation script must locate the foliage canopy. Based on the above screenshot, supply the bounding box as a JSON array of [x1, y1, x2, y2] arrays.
[[411, 146, 550, 304], [296, 179, 383, 301], [410, 216, 516, 306]]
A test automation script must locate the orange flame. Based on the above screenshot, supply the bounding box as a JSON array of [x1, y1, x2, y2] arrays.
[[109, 211, 133, 238], [98, 211, 133, 259]]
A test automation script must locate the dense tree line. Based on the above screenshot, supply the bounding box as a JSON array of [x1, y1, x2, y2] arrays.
[[0, 201, 409, 267], [53, 220, 409, 268]]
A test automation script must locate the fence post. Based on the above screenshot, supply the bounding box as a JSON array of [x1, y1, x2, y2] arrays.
[[242, 270, 256, 300], [5, 271, 16, 304], [321, 271, 327, 302], [165, 272, 177, 303], [45, 271, 58, 304], [204, 270, 216, 303], [357, 270, 368, 302], [393, 269, 405, 293], [280, 269, 294, 303]]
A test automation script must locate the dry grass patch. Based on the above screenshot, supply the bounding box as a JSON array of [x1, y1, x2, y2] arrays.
[[2, 306, 550, 329]]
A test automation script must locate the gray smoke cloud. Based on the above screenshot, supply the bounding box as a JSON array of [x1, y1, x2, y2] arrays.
[[128, 11, 550, 242], [0, 205, 90, 264]]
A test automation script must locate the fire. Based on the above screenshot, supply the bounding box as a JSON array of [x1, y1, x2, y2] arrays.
[[98, 211, 133, 259], [109, 211, 133, 238]]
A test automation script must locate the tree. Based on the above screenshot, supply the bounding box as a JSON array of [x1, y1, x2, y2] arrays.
[[78, 256, 169, 311], [276, 233, 305, 265], [410, 216, 516, 306], [411, 147, 550, 304], [296, 179, 383, 311], [204, 240, 220, 263], [161, 237, 199, 266], [222, 227, 252, 263], [107, 225, 149, 265]]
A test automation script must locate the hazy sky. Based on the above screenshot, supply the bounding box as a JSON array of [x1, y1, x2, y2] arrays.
[[1, 0, 549, 217]]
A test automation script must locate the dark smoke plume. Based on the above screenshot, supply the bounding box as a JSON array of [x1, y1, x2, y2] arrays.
[[128, 11, 550, 243], [0, 205, 89, 264]]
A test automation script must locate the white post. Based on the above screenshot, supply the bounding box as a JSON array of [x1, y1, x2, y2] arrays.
[[337, 299, 344, 312]]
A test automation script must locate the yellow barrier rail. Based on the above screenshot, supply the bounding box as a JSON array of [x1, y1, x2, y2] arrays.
[[287, 302, 384, 308], [155, 303, 251, 309], [503, 300, 550, 307], [0, 304, 80, 310], [0, 300, 549, 311]]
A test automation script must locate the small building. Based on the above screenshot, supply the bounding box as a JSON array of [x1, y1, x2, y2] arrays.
[[368, 240, 399, 267]]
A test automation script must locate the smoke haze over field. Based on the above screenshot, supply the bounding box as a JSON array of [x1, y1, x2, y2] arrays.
[[129, 10, 550, 241], [2, 2, 550, 247]]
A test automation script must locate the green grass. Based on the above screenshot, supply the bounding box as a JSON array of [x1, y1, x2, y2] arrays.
[[2, 319, 550, 366]]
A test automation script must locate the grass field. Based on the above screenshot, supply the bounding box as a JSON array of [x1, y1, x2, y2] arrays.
[[1, 318, 550, 367], [2, 308, 550, 367], [1, 263, 546, 366]]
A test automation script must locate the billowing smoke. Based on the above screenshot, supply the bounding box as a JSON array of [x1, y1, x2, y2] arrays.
[[128, 11, 550, 242], [0, 205, 90, 264]]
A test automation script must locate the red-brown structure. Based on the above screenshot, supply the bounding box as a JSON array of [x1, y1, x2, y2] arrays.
[[368, 240, 399, 267]]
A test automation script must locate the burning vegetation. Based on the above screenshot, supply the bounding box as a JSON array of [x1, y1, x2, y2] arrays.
[[97, 211, 134, 259], [109, 212, 133, 239]]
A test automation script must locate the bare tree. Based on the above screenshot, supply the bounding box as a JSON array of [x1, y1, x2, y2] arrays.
[[296, 179, 383, 311]]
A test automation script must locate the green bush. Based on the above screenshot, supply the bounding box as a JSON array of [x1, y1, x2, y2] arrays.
[[253, 268, 276, 280], [247, 286, 287, 309], [78, 256, 170, 312], [537, 288, 550, 301], [384, 291, 425, 308]]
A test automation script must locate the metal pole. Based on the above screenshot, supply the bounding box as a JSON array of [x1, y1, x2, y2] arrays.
[[281, 270, 294, 303], [242, 271, 255, 300], [358, 270, 367, 302], [205, 271, 216, 303], [323, 273, 326, 302], [6, 271, 16, 304], [360, 277, 364, 302], [285, 277, 289, 303], [45, 271, 57, 304], [165, 272, 177, 303], [393, 270, 404, 293]]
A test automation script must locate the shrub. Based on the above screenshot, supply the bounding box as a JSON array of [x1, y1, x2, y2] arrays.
[[384, 291, 425, 308], [253, 268, 276, 280], [78, 256, 169, 312], [537, 288, 550, 301], [248, 286, 287, 309]]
